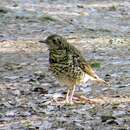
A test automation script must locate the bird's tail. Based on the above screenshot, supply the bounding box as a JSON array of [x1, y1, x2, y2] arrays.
[[89, 69, 109, 85], [82, 63, 110, 86], [95, 77, 108, 85]]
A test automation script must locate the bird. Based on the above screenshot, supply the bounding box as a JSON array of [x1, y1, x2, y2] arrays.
[[39, 34, 106, 104]]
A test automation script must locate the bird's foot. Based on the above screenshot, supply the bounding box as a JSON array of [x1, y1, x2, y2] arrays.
[[66, 100, 74, 105], [75, 95, 97, 104], [52, 94, 96, 105], [52, 97, 74, 106]]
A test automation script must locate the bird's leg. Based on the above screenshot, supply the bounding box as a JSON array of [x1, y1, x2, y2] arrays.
[[65, 89, 70, 104], [69, 85, 76, 104], [52, 89, 70, 106]]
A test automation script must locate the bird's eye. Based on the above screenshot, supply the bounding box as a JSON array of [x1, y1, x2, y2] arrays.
[[53, 39, 56, 43], [57, 39, 61, 44]]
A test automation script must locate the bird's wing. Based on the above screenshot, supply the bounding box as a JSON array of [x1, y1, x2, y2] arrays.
[[66, 43, 107, 84], [79, 60, 98, 78], [80, 61, 107, 83]]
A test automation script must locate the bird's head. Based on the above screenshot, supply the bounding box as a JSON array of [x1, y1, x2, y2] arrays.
[[39, 34, 67, 49]]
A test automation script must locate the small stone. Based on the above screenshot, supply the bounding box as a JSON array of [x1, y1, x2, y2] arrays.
[[20, 111, 32, 117], [101, 115, 116, 122], [56, 128, 66, 130], [4, 76, 19, 80], [0, 7, 8, 13], [118, 85, 127, 88], [33, 87, 48, 94], [12, 90, 21, 96], [77, 5, 84, 8], [113, 110, 126, 117], [115, 118, 125, 125], [39, 121, 52, 130], [5, 110, 17, 117]]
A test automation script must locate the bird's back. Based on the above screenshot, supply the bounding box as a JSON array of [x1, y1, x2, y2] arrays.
[[49, 42, 95, 87]]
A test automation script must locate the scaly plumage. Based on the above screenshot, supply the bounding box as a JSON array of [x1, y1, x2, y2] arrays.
[[39, 34, 106, 104]]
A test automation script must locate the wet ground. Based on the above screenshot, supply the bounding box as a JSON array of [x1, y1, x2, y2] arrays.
[[0, 0, 130, 130]]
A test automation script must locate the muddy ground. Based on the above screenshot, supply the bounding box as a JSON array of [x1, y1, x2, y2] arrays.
[[0, 0, 130, 130]]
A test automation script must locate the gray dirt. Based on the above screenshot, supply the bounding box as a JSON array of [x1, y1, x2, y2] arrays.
[[0, 0, 130, 130]]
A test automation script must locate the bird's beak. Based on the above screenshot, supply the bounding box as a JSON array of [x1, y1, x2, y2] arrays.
[[39, 40, 47, 43]]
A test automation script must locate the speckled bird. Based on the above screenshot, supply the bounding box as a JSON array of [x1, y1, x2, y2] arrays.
[[39, 34, 106, 104]]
